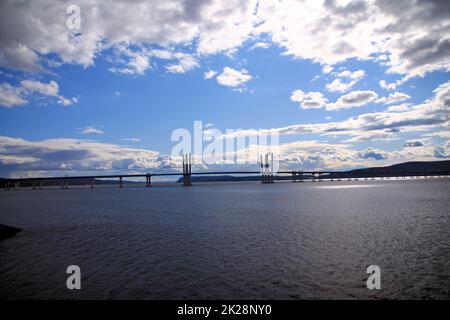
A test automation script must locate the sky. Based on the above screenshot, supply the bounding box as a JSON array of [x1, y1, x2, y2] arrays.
[[0, 0, 449, 178]]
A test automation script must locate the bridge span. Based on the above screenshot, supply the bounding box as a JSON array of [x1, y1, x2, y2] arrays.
[[2, 170, 448, 190], [2, 153, 449, 190]]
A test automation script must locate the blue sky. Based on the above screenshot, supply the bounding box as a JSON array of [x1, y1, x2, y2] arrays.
[[0, 0, 449, 177]]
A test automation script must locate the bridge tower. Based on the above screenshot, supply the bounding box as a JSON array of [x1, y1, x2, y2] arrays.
[[260, 153, 274, 183], [182, 153, 192, 186]]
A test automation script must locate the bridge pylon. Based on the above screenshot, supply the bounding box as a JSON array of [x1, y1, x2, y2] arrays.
[[260, 153, 274, 183], [182, 153, 192, 186]]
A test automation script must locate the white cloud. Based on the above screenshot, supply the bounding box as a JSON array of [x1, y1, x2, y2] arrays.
[[0, 83, 28, 107], [256, 0, 450, 78], [0, 135, 173, 177], [164, 54, 199, 74], [231, 80, 450, 142], [0, 79, 77, 107], [121, 138, 141, 142], [216, 67, 252, 88], [109, 47, 151, 75], [379, 80, 399, 91], [290, 89, 328, 109], [326, 69, 365, 92], [355, 147, 388, 160], [0, 42, 43, 72], [322, 65, 333, 74], [376, 91, 411, 104], [79, 126, 104, 135], [250, 42, 270, 50], [203, 70, 217, 79], [0, 0, 447, 84], [21, 79, 59, 96], [386, 103, 411, 112], [1, 132, 448, 177], [326, 90, 378, 111]]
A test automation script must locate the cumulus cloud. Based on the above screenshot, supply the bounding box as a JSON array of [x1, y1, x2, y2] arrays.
[[109, 49, 151, 75], [229, 80, 450, 142], [164, 54, 199, 74], [0, 80, 77, 107], [326, 69, 365, 92], [290, 88, 378, 111], [379, 80, 399, 91], [376, 91, 411, 105], [326, 90, 378, 111], [0, 135, 178, 178], [0, 83, 28, 107], [0, 0, 447, 83], [290, 90, 328, 109], [256, 0, 450, 78], [216, 67, 252, 88], [1, 133, 448, 177], [355, 147, 388, 160]]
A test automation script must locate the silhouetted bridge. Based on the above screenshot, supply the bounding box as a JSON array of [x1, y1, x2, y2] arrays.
[[2, 153, 449, 190], [2, 170, 449, 190]]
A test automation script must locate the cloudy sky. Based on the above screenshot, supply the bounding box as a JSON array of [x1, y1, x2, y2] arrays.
[[0, 0, 449, 178]]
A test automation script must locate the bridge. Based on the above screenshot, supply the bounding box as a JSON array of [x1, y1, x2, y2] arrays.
[[1, 153, 449, 190]]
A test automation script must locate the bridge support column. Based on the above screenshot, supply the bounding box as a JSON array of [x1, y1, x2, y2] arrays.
[[14, 181, 18, 190], [183, 174, 192, 186], [61, 179, 69, 189], [182, 154, 192, 186], [292, 171, 303, 182], [146, 175, 152, 187], [119, 176, 123, 188], [39, 180, 43, 190], [91, 178, 95, 189]]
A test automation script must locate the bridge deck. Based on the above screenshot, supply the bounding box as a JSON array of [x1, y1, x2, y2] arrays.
[[3, 170, 345, 182]]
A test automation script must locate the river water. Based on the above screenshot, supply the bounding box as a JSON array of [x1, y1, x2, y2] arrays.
[[1, 179, 449, 299]]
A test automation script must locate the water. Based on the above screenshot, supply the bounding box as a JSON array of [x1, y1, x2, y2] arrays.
[[1, 179, 449, 299]]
